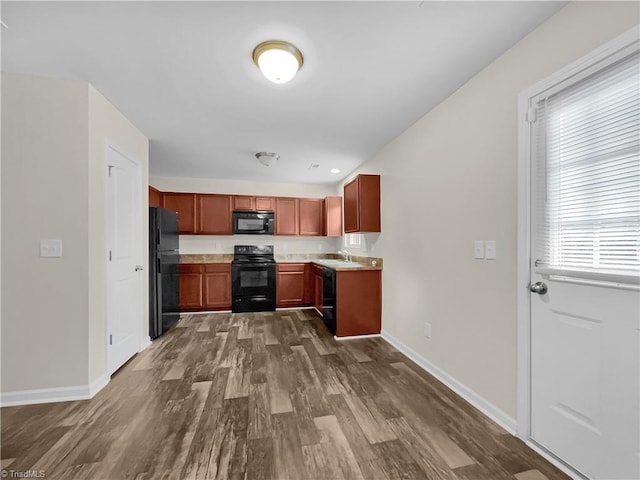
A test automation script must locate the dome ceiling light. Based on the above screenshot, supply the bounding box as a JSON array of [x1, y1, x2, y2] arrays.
[[256, 152, 280, 167], [252, 40, 303, 84]]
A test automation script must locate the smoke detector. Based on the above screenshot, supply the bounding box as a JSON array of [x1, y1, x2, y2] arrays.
[[256, 152, 279, 167]]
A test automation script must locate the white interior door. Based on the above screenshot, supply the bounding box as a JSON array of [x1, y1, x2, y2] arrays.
[[527, 42, 640, 480], [106, 145, 143, 375]]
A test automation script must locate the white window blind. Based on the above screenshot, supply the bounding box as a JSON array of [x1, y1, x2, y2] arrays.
[[532, 51, 640, 278]]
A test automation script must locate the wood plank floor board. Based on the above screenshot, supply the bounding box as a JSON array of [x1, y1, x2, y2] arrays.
[[1, 311, 571, 480]]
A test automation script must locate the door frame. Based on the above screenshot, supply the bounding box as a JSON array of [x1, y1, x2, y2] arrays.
[[516, 26, 639, 474], [105, 141, 145, 376]]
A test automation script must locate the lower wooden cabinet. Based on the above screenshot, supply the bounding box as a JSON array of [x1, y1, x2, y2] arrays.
[[276, 263, 318, 308], [179, 263, 231, 311], [311, 263, 323, 313]]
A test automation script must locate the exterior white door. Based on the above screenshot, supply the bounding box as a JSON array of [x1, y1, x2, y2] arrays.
[[526, 36, 640, 480], [106, 145, 143, 375]]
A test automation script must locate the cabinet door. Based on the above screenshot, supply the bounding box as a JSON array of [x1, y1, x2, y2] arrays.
[[149, 186, 163, 208], [275, 197, 299, 235], [203, 264, 231, 309], [324, 196, 342, 236], [276, 264, 305, 306], [343, 178, 359, 233], [314, 274, 323, 313], [255, 197, 275, 211], [178, 264, 204, 310], [299, 198, 324, 236], [197, 194, 232, 235], [233, 195, 255, 211], [163, 193, 197, 234]]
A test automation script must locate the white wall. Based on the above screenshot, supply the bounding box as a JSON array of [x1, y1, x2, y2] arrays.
[[337, 2, 639, 420], [1, 74, 90, 392], [150, 175, 340, 255], [88, 85, 149, 383], [1, 74, 148, 399]]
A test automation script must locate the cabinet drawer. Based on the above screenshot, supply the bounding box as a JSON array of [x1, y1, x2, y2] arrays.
[[205, 263, 231, 273], [277, 263, 306, 272], [179, 264, 204, 274]]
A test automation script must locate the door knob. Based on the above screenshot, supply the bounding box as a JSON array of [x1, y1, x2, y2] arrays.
[[135, 265, 144, 272], [529, 281, 547, 295]]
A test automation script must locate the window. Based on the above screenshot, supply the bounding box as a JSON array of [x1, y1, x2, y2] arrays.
[[532, 49, 640, 278]]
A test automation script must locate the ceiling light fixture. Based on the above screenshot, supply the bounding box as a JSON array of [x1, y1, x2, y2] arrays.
[[252, 40, 303, 84], [256, 152, 280, 167], [330, 168, 341, 174]]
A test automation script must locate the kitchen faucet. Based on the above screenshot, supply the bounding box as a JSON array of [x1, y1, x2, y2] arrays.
[[338, 250, 352, 262]]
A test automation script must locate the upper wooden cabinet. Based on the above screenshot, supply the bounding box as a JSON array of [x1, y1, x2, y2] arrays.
[[299, 198, 324, 236], [275, 197, 299, 235], [324, 196, 342, 236], [233, 195, 276, 212], [163, 193, 197, 234], [233, 195, 255, 211], [344, 174, 380, 233], [255, 197, 275, 211], [149, 186, 163, 208], [197, 194, 232, 235]]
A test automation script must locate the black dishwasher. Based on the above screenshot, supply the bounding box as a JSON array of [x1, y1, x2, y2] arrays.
[[322, 267, 336, 335]]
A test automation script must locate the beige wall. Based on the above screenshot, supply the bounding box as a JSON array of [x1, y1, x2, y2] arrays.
[[1, 74, 148, 395], [150, 175, 340, 254], [338, 2, 639, 419], [1, 74, 90, 391], [88, 85, 149, 383]]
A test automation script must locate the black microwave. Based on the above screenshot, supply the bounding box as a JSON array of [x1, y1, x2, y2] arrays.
[[232, 211, 275, 235]]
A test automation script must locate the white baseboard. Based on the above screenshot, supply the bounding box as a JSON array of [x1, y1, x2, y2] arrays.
[[525, 440, 588, 480], [139, 336, 152, 352], [1, 373, 110, 407], [335, 333, 381, 340], [381, 329, 518, 434]]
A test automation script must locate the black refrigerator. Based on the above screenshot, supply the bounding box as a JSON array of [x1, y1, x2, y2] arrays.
[[149, 207, 180, 339]]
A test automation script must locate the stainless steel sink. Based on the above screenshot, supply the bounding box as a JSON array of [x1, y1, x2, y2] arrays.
[[314, 259, 365, 268]]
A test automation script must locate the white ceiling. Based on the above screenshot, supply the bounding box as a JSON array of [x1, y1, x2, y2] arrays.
[[2, 1, 565, 184]]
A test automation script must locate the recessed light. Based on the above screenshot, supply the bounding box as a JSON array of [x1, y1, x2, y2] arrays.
[[330, 168, 341, 174]]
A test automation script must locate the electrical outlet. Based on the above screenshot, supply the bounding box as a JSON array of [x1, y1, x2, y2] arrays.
[[474, 240, 484, 259], [423, 322, 432, 338]]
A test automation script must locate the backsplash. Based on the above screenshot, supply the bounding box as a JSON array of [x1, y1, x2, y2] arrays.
[[178, 235, 340, 255]]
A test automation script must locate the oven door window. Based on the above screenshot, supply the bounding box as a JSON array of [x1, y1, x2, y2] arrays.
[[237, 218, 266, 232], [240, 269, 268, 288]]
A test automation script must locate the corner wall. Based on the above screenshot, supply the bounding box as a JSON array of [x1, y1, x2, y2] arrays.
[[338, 2, 639, 420], [88, 85, 149, 383]]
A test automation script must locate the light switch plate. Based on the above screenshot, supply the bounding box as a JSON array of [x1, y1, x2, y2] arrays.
[[474, 240, 484, 259], [40, 239, 63, 257], [486, 240, 497, 260]]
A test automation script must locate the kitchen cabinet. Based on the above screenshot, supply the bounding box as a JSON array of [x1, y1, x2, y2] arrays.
[[149, 186, 163, 208], [325, 268, 381, 337], [179, 263, 231, 311], [233, 195, 255, 211], [232, 195, 275, 212], [344, 174, 380, 233], [163, 193, 197, 234], [299, 198, 324, 236], [324, 196, 342, 236], [255, 197, 275, 211], [310, 263, 323, 313], [203, 263, 232, 309], [276, 263, 306, 307], [178, 264, 204, 309], [275, 197, 299, 235], [197, 194, 232, 235]]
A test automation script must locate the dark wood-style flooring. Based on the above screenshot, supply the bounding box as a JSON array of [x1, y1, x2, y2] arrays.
[[1, 309, 569, 479]]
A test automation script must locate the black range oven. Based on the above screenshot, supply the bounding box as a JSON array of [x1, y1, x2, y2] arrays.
[[231, 245, 276, 313]]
